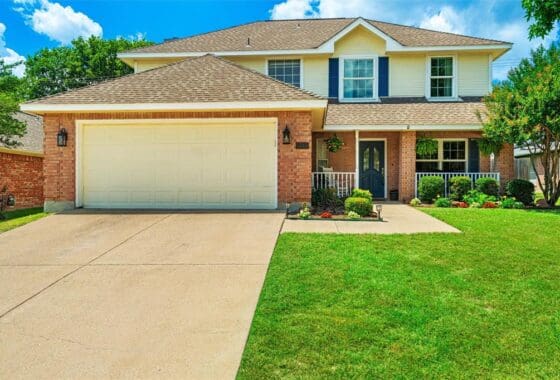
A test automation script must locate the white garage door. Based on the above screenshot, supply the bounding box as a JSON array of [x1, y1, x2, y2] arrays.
[[79, 119, 277, 209]]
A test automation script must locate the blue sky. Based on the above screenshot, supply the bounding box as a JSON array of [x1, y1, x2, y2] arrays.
[[0, 0, 558, 79]]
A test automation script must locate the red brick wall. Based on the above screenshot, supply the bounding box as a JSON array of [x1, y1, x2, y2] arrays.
[[399, 131, 417, 202], [43, 111, 313, 208], [0, 151, 43, 209]]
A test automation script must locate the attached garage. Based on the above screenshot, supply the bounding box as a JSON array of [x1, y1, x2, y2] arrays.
[[76, 119, 277, 209]]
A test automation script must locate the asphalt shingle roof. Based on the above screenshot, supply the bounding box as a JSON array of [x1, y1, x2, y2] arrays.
[[325, 98, 486, 126], [25, 55, 323, 105], [126, 18, 509, 55], [10, 112, 43, 153]]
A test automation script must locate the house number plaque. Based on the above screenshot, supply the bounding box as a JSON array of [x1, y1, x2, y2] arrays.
[[295, 142, 309, 149]]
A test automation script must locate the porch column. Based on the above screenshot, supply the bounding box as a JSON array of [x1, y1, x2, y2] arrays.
[[496, 143, 515, 190], [399, 130, 416, 202], [355, 130, 359, 188]]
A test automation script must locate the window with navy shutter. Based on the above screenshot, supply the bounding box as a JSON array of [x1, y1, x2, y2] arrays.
[[328, 58, 339, 99], [378, 57, 389, 97]]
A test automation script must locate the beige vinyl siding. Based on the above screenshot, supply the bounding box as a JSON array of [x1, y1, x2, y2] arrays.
[[333, 25, 386, 56], [225, 56, 266, 73], [389, 54, 426, 96], [135, 59, 182, 73], [458, 53, 491, 96], [303, 56, 328, 97]]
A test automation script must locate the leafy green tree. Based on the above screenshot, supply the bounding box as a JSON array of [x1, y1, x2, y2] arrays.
[[522, 0, 560, 39], [24, 35, 153, 99], [0, 60, 24, 98], [481, 44, 560, 207], [0, 93, 26, 148]]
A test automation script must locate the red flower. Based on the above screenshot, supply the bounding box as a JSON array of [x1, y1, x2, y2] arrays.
[[320, 211, 333, 218], [482, 201, 497, 209]]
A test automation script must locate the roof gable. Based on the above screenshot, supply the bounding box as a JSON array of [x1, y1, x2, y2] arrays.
[[119, 17, 511, 58]]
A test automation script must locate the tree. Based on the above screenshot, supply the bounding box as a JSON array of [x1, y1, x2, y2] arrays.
[[0, 93, 26, 148], [522, 0, 560, 39], [0, 60, 24, 98], [481, 44, 560, 207], [24, 35, 153, 99]]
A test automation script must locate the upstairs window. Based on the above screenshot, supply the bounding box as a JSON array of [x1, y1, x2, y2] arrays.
[[341, 57, 376, 101], [429, 57, 455, 98], [267, 59, 301, 87]]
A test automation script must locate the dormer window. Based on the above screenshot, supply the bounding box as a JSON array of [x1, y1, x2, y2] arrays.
[[339, 56, 378, 101], [267, 59, 302, 88], [427, 56, 457, 100]]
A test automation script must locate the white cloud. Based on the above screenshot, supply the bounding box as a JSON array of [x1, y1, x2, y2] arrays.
[[268, 0, 559, 81], [419, 6, 466, 35], [0, 22, 26, 77], [13, 0, 102, 45]]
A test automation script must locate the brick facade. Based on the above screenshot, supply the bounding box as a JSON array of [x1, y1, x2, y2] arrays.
[[43, 111, 313, 210], [311, 129, 515, 202], [0, 151, 44, 210]]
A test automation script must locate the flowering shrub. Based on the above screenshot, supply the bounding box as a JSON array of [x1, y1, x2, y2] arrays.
[[299, 204, 311, 219], [483, 201, 497, 209], [320, 211, 332, 218], [410, 198, 421, 207], [452, 201, 468, 208], [347, 211, 361, 220]]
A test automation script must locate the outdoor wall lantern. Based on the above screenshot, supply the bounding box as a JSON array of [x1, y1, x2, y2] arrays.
[[7, 194, 15, 207], [57, 128, 68, 147], [282, 125, 291, 144]]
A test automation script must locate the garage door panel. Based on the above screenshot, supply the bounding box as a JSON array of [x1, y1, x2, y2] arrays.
[[82, 121, 276, 209]]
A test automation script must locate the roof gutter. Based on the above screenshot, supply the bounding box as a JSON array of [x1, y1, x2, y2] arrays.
[[20, 100, 328, 114], [323, 124, 482, 131]]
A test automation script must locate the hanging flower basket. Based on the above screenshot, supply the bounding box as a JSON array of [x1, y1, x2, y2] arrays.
[[416, 137, 438, 157], [325, 135, 344, 153]]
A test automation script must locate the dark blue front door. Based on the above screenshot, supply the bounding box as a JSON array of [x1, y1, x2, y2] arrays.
[[359, 141, 385, 198]]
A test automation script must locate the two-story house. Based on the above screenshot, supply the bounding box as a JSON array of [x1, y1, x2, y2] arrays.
[[21, 17, 514, 211]]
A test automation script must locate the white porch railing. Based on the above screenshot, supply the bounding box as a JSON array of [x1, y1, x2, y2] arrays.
[[312, 172, 355, 198], [415, 172, 501, 198]]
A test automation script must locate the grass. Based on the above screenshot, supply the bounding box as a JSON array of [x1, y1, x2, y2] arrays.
[[0, 207, 48, 233], [238, 209, 560, 379]]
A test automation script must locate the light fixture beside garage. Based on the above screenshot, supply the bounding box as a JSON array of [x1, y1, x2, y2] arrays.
[[57, 128, 68, 147], [282, 125, 291, 144]]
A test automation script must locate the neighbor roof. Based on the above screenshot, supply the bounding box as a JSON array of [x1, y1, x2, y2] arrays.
[[125, 18, 510, 55], [23, 55, 323, 108], [9, 112, 43, 153], [325, 98, 486, 127]]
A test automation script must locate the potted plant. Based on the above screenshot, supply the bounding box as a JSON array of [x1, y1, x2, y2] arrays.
[[325, 135, 344, 153], [416, 137, 438, 157]]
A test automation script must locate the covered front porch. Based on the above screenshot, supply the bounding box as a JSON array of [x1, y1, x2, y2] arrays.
[[311, 130, 514, 202]]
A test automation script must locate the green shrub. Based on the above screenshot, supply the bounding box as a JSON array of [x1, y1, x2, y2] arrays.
[[506, 179, 535, 205], [350, 188, 373, 201], [476, 177, 499, 196], [435, 197, 452, 208], [500, 197, 516, 209], [513, 201, 525, 209], [347, 211, 361, 220], [410, 198, 421, 207], [464, 190, 497, 205], [344, 196, 372, 217], [418, 176, 445, 203], [299, 204, 311, 219], [312, 187, 343, 210], [449, 176, 472, 201]]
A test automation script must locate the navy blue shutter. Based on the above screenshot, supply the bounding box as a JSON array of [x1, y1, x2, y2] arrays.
[[378, 57, 389, 97], [468, 139, 480, 172], [328, 58, 339, 99]]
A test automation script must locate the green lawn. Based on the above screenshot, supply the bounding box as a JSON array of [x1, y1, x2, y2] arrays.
[[0, 207, 48, 233], [238, 209, 560, 379]]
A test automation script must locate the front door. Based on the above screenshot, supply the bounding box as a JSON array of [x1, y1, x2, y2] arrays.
[[359, 141, 385, 198]]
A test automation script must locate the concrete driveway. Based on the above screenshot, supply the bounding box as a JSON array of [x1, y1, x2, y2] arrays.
[[0, 211, 284, 379]]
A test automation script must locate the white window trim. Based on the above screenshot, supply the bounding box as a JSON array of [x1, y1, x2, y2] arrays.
[[338, 55, 379, 102], [266, 57, 303, 88], [416, 138, 469, 172], [425, 55, 458, 101], [315, 138, 329, 171]]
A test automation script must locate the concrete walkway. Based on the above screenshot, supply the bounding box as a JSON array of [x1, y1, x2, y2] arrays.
[[282, 204, 460, 234], [0, 211, 284, 379]]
